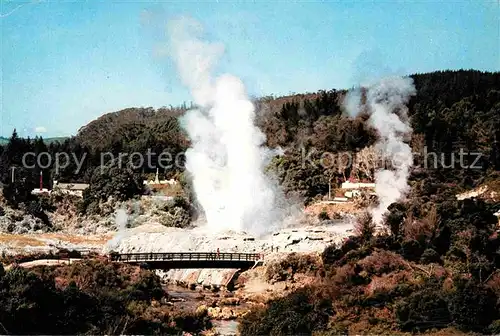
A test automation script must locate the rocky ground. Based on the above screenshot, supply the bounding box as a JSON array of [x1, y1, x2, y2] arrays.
[[0, 194, 197, 255], [0, 193, 356, 331], [0, 232, 111, 256], [160, 257, 322, 323], [105, 220, 353, 254], [111, 218, 356, 323]]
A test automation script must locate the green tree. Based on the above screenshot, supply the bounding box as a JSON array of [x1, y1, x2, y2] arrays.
[[80, 162, 144, 214]]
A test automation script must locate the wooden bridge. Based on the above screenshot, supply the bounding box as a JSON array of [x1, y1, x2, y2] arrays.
[[110, 252, 264, 269]]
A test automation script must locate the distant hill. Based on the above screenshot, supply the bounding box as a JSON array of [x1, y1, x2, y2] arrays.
[[73, 69, 500, 153], [0, 136, 68, 145], [0, 69, 498, 194]]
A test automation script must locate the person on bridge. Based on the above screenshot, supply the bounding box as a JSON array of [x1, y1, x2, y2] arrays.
[[217, 248, 220, 259]]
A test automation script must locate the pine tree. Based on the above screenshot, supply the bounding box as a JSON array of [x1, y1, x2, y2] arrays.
[[0, 130, 36, 207], [0, 129, 24, 184]]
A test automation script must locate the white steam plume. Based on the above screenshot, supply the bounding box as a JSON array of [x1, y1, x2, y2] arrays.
[[344, 77, 416, 224], [168, 17, 284, 236], [106, 208, 129, 251]]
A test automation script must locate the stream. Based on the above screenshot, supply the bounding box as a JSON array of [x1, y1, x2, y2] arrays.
[[166, 285, 241, 335], [211, 320, 239, 335]]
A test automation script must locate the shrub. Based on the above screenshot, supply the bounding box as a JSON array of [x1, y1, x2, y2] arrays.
[[161, 196, 195, 228], [448, 280, 497, 332], [357, 250, 406, 276], [337, 246, 373, 266], [331, 264, 357, 286], [468, 253, 494, 282], [173, 310, 212, 334], [0, 266, 99, 335], [36, 259, 164, 300], [384, 202, 407, 238], [395, 287, 451, 332], [265, 253, 321, 282], [321, 236, 363, 267], [420, 248, 441, 264], [331, 264, 367, 288], [0, 262, 210, 335], [485, 271, 500, 295], [400, 239, 424, 261], [369, 234, 401, 251], [354, 211, 376, 242], [318, 211, 330, 221], [488, 319, 500, 334], [239, 286, 332, 336], [404, 205, 438, 243], [124, 271, 164, 302], [364, 272, 409, 297]]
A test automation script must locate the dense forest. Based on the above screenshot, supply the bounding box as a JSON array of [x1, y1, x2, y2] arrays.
[[239, 197, 500, 335], [235, 70, 500, 335]]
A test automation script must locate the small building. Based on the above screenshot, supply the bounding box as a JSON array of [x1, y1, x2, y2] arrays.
[[52, 181, 89, 197], [341, 181, 376, 190], [141, 195, 174, 201], [338, 179, 376, 200], [344, 190, 362, 198]]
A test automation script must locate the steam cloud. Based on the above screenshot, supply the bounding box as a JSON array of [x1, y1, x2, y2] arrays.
[[168, 17, 283, 236], [345, 77, 416, 224]]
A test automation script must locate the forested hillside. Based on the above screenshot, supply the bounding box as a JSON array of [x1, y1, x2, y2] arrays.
[[0, 70, 498, 208], [237, 70, 500, 336], [0, 136, 68, 145]]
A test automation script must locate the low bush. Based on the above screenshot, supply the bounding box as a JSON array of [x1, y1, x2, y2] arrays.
[[354, 211, 376, 242], [395, 287, 451, 332], [0, 261, 211, 335], [420, 248, 441, 264], [239, 286, 332, 336], [357, 250, 407, 276], [160, 196, 196, 228], [265, 252, 322, 282]]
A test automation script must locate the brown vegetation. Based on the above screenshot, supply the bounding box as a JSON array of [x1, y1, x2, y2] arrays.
[[265, 252, 323, 283], [0, 259, 212, 335], [353, 211, 376, 241], [357, 250, 407, 276], [240, 195, 500, 335]]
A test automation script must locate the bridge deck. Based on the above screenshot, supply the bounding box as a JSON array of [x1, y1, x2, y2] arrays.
[[110, 252, 263, 269]]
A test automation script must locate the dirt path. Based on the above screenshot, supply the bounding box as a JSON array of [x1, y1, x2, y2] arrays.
[[3, 258, 83, 271]]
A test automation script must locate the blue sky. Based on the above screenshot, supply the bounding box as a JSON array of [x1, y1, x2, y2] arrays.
[[1, 0, 499, 137]]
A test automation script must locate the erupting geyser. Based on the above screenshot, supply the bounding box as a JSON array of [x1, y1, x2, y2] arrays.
[[344, 77, 416, 224], [168, 17, 283, 235]]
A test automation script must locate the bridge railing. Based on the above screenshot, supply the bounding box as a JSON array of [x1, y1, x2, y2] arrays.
[[110, 252, 263, 262]]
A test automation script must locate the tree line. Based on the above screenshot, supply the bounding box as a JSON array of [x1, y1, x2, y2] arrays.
[[0, 69, 498, 208]]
